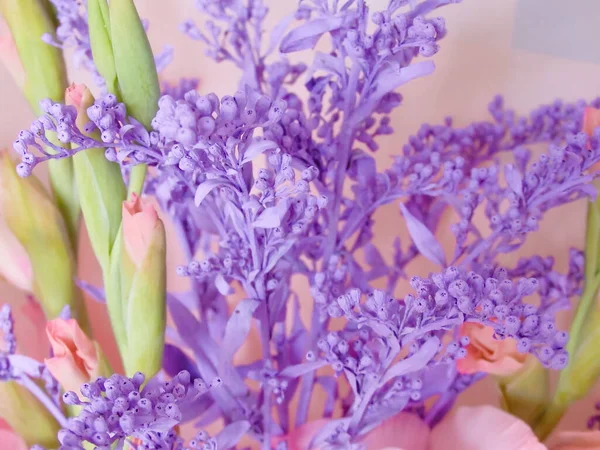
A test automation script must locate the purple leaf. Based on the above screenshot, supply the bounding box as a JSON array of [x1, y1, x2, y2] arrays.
[[504, 164, 523, 197], [399, 203, 446, 267], [253, 199, 289, 228], [263, 240, 295, 273], [214, 273, 233, 295], [194, 179, 222, 206], [193, 401, 222, 427], [8, 355, 43, 377], [240, 139, 278, 165], [225, 201, 248, 238], [351, 61, 435, 125], [379, 336, 440, 386], [279, 360, 327, 378], [145, 418, 179, 433], [265, 13, 295, 56], [310, 418, 351, 448], [215, 420, 251, 449], [162, 343, 201, 380], [76, 279, 105, 303], [222, 299, 260, 360], [308, 51, 345, 78], [280, 17, 343, 53]]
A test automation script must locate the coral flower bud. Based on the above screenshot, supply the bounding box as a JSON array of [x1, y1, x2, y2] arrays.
[[44, 318, 101, 393], [120, 194, 166, 377]]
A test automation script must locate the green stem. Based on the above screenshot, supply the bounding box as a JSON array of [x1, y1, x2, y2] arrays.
[[533, 398, 569, 441], [127, 164, 147, 197], [565, 275, 600, 356]]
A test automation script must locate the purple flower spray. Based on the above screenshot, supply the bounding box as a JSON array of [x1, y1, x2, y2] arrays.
[[2, 0, 600, 449]]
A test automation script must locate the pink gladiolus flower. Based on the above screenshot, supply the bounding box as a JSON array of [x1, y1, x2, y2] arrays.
[[0, 419, 28, 450], [0, 217, 32, 293], [583, 107, 600, 138], [283, 406, 546, 450], [15, 297, 47, 361], [122, 193, 161, 267], [44, 318, 99, 393], [65, 83, 85, 108], [456, 322, 526, 377]]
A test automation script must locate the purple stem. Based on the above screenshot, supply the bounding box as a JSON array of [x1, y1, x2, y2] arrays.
[[17, 374, 68, 428]]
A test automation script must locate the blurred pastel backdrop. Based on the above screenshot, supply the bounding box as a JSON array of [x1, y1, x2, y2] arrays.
[[1, 0, 598, 442]]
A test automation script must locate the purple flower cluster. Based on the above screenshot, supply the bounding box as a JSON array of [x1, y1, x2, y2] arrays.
[[0, 305, 65, 427], [55, 371, 217, 449], [6, 0, 600, 448]]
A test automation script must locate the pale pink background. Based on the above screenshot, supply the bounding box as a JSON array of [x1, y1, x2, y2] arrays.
[[1, 0, 599, 440]]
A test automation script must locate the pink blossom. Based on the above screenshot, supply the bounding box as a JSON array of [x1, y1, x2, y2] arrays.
[[583, 107, 600, 138], [0, 419, 28, 450], [44, 318, 99, 393], [456, 322, 527, 377], [122, 193, 161, 267], [282, 406, 546, 450]]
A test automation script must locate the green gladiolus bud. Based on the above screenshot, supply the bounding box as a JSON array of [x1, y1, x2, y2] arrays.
[[497, 358, 549, 428], [0, 381, 60, 448], [65, 84, 126, 272], [0, 153, 88, 330], [0, 0, 79, 249], [119, 193, 166, 377], [87, 0, 119, 95], [109, 0, 160, 195], [0, 0, 66, 111]]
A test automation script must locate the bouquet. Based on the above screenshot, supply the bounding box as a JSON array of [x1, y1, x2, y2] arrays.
[[0, 0, 599, 448]]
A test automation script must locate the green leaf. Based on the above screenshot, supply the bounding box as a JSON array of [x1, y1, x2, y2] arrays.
[[88, 0, 120, 95]]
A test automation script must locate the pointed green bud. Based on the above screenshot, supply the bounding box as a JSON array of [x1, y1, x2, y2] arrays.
[[109, 0, 160, 195], [0, 381, 60, 448], [0, 0, 66, 112], [108, 0, 159, 129], [0, 0, 79, 248], [497, 358, 549, 428], [65, 84, 126, 272], [120, 194, 166, 377], [87, 0, 119, 95], [0, 153, 88, 330]]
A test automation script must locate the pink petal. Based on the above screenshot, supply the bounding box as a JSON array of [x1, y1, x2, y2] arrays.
[[551, 431, 600, 449], [583, 107, 600, 137], [362, 412, 430, 450], [44, 355, 90, 394], [0, 426, 28, 450], [65, 83, 85, 108], [45, 318, 98, 392], [0, 33, 25, 90], [122, 193, 160, 267], [430, 406, 546, 450], [15, 298, 48, 360], [0, 219, 32, 292], [274, 419, 332, 450]]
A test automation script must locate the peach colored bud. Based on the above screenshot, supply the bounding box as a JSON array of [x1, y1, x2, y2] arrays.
[[65, 82, 85, 108], [0, 217, 32, 292], [44, 318, 99, 393], [583, 107, 600, 137], [122, 193, 161, 268], [456, 323, 526, 377]]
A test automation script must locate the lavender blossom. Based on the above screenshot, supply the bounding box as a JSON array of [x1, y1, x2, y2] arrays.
[[6, 0, 600, 448]]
